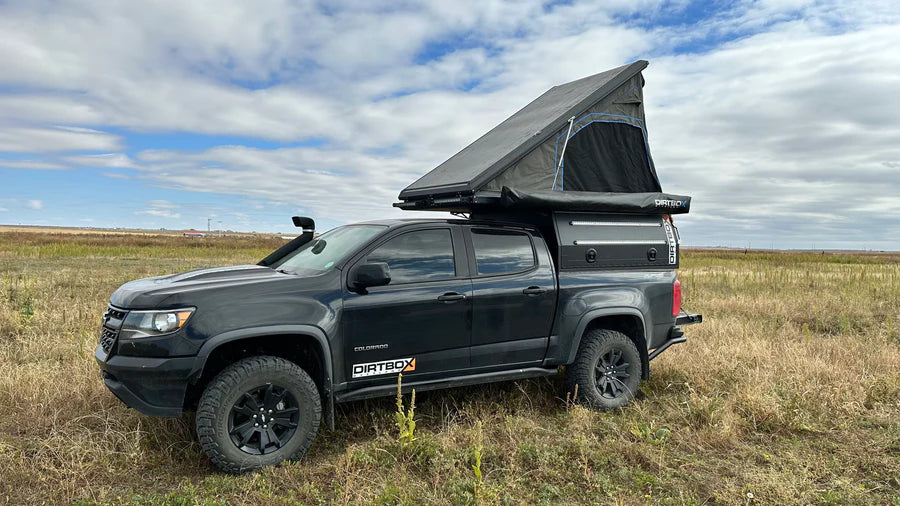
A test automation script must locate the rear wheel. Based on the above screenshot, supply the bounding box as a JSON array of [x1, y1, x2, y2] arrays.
[[566, 329, 642, 410], [196, 356, 321, 473]]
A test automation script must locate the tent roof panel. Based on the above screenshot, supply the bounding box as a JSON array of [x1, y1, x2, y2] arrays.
[[399, 60, 649, 200]]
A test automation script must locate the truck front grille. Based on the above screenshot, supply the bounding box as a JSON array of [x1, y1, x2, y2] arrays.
[[107, 307, 127, 321], [98, 304, 127, 357], [99, 327, 118, 354]]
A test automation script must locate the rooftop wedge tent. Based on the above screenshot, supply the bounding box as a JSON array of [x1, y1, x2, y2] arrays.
[[396, 60, 691, 214]]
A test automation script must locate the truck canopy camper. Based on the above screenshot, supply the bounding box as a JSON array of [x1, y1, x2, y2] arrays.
[[396, 60, 692, 271]]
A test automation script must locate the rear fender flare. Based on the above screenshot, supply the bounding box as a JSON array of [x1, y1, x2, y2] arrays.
[[566, 307, 648, 365]]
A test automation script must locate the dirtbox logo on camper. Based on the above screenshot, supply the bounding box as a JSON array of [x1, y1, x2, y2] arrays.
[[654, 199, 687, 208], [352, 357, 416, 378]]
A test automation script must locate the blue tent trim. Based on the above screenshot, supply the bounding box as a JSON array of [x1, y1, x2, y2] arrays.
[[551, 113, 653, 191]]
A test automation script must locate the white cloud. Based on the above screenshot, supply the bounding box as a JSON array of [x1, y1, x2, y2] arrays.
[[135, 200, 181, 219], [27, 200, 43, 210], [101, 172, 132, 179], [0, 0, 897, 247], [0, 125, 121, 152], [0, 159, 67, 170], [65, 153, 137, 169], [643, 22, 900, 247], [132, 146, 415, 223]]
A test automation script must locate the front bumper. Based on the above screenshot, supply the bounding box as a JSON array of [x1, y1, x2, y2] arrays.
[[95, 346, 196, 417]]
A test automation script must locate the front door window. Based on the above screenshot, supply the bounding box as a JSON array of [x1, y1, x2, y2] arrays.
[[366, 229, 456, 284]]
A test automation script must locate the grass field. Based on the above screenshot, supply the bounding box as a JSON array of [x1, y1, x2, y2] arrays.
[[0, 231, 898, 505]]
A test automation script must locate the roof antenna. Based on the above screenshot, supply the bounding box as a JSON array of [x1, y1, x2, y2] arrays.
[[552, 116, 576, 191]]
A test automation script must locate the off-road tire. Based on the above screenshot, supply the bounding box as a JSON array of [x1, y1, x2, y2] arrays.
[[566, 329, 642, 410], [196, 356, 321, 474]]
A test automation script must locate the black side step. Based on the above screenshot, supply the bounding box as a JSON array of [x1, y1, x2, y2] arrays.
[[335, 367, 558, 403]]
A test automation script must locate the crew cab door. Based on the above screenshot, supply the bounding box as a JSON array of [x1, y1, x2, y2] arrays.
[[341, 226, 472, 386], [464, 227, 557, 368]]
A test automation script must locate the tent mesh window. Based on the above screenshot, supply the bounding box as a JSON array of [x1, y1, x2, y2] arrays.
[[559, 121, 659, 193]]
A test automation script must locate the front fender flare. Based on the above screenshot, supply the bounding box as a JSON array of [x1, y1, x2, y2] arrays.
[[188, 324, 335, 429]]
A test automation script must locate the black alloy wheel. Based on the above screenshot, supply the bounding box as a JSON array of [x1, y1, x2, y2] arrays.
[[228, 383, 300, 455], [197, 356, 321, 474], [594, 348, 632, 399], [565, 328, 643, 410]]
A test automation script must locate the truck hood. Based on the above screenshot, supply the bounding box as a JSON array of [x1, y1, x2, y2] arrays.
[[110, 264, 317, 308]]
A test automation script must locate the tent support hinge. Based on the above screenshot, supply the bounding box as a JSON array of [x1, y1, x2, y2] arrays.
[[552, 116, 576, 190]]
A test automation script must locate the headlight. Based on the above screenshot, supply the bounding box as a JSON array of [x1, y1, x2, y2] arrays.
[[121, 308, 195, 338]]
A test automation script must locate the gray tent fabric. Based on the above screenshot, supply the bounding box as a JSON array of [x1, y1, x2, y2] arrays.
[[481, 72, 660, 194], [396, 60, 690, 215]]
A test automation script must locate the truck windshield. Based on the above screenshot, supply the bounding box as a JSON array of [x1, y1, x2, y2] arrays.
[[274, 225, 386, 275]]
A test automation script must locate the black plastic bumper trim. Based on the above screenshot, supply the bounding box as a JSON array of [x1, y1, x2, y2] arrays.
[[102, 372, 184, 417], [676, 312, 702, 326], [96, 348, 196, 417]]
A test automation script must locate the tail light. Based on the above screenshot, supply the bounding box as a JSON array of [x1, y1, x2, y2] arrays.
[[672, 279, 681, 316]]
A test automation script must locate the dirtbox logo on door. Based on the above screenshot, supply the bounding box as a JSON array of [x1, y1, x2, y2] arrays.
[[352, 357, 416, 378]]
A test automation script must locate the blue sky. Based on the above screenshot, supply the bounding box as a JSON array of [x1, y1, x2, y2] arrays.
[[1, 0, 898, 247]]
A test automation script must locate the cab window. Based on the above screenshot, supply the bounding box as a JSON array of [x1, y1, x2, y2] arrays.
[[366, 229, 456, 284], [471, 229, 535, 275]]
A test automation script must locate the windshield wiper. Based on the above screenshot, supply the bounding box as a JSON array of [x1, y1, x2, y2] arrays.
[[275, 267, 295, 275]]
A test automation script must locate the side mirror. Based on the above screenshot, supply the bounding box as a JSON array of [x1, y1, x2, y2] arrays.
[[349, 262, 391, 292]]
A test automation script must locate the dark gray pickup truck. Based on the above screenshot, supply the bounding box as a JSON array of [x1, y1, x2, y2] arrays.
[[97, 212, 700, 472], [95, 60, 701, 472]]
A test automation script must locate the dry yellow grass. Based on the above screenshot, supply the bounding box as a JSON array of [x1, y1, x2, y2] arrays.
[[0, 231, 897, 505]]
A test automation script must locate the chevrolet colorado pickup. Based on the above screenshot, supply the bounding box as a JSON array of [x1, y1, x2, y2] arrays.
[[96, 213, 701, 472]]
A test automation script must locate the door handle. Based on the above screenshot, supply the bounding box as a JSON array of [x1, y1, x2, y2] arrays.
[[437, 292, 466, 302], [522, 286, 546, 295]]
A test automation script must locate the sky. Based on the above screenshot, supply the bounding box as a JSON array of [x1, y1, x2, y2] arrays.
[[1, 0, 898, 249]]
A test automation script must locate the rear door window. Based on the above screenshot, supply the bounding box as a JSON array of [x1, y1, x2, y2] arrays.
[[366, 229, 456, 284], [471, 229, 535, 276]]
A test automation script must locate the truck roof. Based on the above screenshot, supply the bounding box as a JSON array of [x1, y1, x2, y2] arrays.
[[349, 217, 537, 231]]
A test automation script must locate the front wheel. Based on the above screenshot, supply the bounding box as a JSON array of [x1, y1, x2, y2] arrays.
[[566, 329, 643, 410], [196, 356, 321, 473]]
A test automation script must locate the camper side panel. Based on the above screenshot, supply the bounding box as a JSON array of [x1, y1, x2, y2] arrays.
[[554, 212, 679, 270]]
